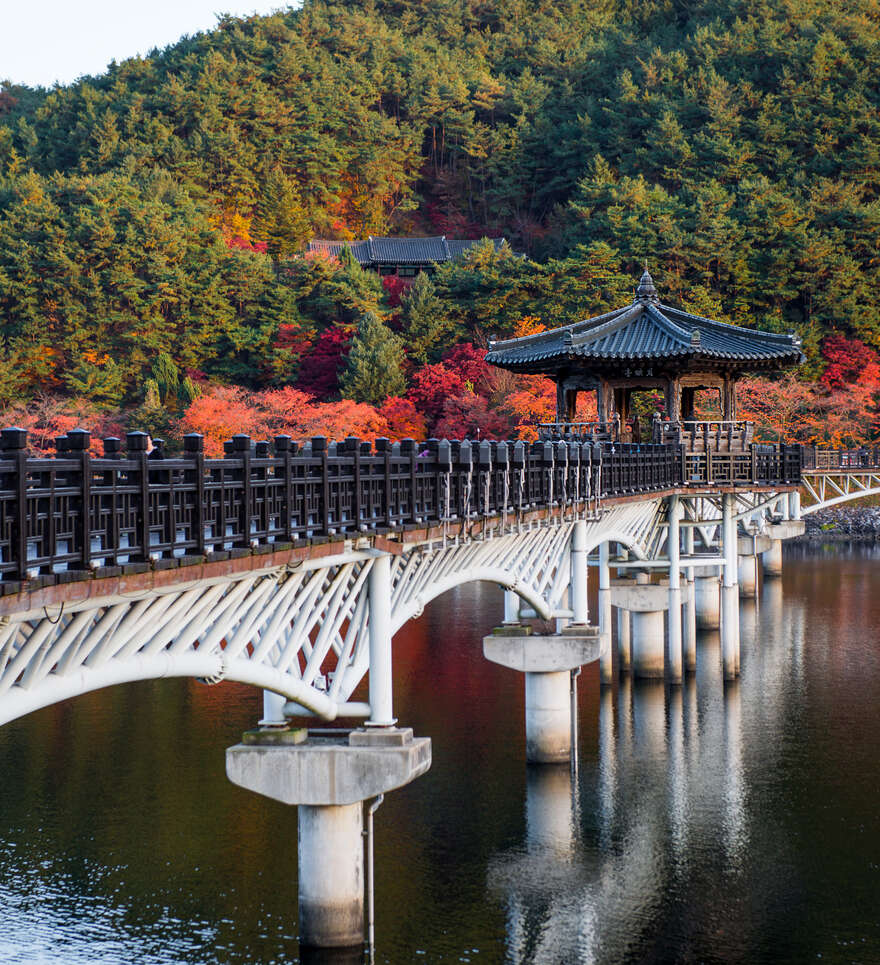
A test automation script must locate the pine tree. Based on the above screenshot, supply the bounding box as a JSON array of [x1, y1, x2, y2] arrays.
[[340, 312, 406, 405], [400, 271, 453, 366], [252, 166, 311, 260]]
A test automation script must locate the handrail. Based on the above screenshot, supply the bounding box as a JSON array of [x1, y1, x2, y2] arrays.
[[0, 426, 802, 586]]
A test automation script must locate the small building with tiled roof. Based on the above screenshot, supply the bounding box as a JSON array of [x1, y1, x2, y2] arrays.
[[307, 235, 507, 281], [486, 268, 803, 439]]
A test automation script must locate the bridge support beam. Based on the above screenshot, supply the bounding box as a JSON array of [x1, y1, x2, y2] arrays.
[[789, 490, 802, 521], [666, 496, 683, 684], [737, 554, 759, 599], [683, 523, 697, 672], [484, 627, 600, 763], [695, 570, 721, 629], [227, 727, 431, 951], [598, 541, 613, 684], [721, 494, 740, 680]]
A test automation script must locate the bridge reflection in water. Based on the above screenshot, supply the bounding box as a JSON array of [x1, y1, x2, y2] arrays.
[[487, 575, 810, 965]]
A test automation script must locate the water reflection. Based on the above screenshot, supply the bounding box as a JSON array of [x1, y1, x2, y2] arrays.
[[490, 568, 814, 964]]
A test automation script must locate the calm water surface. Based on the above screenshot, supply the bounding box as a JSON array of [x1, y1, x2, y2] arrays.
[[1, 545, 880, 964]]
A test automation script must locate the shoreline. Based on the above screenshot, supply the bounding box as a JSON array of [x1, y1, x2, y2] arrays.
[[796, 506, 880, 542]]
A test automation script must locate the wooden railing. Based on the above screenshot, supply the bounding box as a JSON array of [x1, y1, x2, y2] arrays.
[[0, 427, 802, 586], [802, 446, 880, 471]]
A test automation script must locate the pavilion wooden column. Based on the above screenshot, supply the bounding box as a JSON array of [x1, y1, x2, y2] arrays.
[[665, 378, 681, 422], [597, 381, 614, 425], [721, 377, 737, 420]]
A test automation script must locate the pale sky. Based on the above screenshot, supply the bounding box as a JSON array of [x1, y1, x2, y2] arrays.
[[2, 1, 295, 88]]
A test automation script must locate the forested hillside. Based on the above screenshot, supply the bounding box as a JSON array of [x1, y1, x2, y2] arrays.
[[2, 0, 880, 446]]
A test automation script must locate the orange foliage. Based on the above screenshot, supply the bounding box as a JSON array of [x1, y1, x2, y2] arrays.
[[513, 315, 546, 338], [379, 397, 427, 440], [178, 386, 264, 456], [0, 396, 125, 454]]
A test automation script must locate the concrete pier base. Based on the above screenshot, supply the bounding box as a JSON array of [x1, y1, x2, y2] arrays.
[[762, 539, 783, 578], [737, 555, 759, 598], [298, 803, 364, 948], [525, 670, 573, 763], [632, 609, 665, 679], [483, 626, 600, 763], [226, 727, 431, 950], [695, 573, 721, 629]]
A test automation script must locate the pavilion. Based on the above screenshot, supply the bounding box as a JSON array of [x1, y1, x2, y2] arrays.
[[485, 269, 804, 444]]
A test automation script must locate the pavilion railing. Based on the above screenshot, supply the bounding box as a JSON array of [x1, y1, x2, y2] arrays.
[[0, 427, 801, 586]]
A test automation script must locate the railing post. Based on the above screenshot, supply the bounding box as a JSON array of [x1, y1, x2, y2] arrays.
[[67, 428, 92, 571], [232, 434, 252, 545], [127, 431, 151, 562], [367, 553, 395, 726], [1, 428, 29, 581], [184, 434, 206, 555]]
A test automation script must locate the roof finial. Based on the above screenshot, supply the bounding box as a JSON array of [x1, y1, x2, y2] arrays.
[[635, 264, 659, 303]]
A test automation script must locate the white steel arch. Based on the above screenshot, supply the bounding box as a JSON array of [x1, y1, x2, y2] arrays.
[[0, 500, 665, 728]]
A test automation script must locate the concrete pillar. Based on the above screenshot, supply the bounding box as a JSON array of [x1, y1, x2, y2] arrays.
[[484, 628, 600, 764], [570, 520, 588, 625], [368, 554, 394, 726], [763, 539, 783, 578], [683, 523, 697, 672], [667, 495, 683, 684], [504, 589, 521, 624], [695, 571, 721, 629], [598, 541, 613, 684], [617, 607, 631, 672], [227, 728, 431, 953], [629, 571, 666, 679], [737, 554, 758, 599], [789, 490, 801, 521], [298, 803, 364, 949], [525, 671, 574, 764], [721, 494, 740, 680]]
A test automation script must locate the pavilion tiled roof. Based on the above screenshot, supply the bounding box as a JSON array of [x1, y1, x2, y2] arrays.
[[486, 270, 804, 373], [307, 236, 505, 266]]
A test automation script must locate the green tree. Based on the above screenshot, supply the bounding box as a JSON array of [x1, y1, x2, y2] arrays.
[[340, 311, 406, 404], [400, 271, 455, 365], [252, 166, 312, 259]]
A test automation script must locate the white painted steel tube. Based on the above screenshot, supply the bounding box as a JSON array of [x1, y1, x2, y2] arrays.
[[367, 554, 394, 726], [570, 520, 589, 625], [525, 670, 572, 763], [721, 493, 740, 680], [298, 803, 364, 949], [598, 541, 613, 684], [790, 490, 802, 520], [667, 496, 682, 684], [503, 589, 521, 624], [260, 689, 287, 726]]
